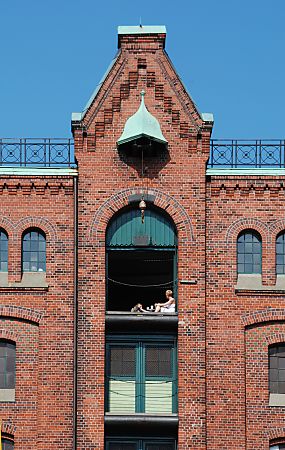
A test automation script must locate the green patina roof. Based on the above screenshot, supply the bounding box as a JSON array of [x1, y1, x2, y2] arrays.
[[117, 91, 168, 147]]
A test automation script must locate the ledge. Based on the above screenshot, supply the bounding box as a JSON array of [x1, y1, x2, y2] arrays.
[[0, 389, 15, 402], [105, 312, 178, 332], [235, 274, 285, 294], [269, 393, 285, 407], [0, 167, 78, 176], [0, 272, 48, 291], [207, 168, 285, 176], [104, 413, 178, 435]]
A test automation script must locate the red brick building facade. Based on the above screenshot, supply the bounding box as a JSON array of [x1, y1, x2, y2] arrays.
[[0, 25, 284, 449]]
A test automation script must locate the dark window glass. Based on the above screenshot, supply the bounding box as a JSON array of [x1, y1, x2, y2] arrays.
[[22, 229, 46, 272], [2, 439, 14, 450], [0, 230, 8, 272], [106, 440, 175, 450], [269, 344, 285, 394], [109, 444, 137, 450], [109, 347, 136, 377], [145, 347, 172, 377], [0, 341, 16, 389], [276, 233, 285, 274], [237, 231, 261, 274], [146, 445, 174, 450]]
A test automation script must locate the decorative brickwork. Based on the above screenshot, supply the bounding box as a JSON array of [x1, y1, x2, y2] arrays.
[[90, 187, 194, 244], [226, 217, 269, 245], [1, 26, 284, 449], [0, 305, 43, 324]]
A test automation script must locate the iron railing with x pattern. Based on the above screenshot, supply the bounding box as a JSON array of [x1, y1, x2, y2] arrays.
[[208, 140, 285, 168], [0, 138, 75, 167]]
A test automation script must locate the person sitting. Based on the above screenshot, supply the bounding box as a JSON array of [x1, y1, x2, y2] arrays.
[[155, 290, 176, 313], [131, 303, 147, 313]]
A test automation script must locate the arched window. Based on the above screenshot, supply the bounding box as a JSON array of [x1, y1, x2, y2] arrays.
[[0, 230, 8, 272], [0, 341, 16, 390], [276, 232, 285, 274], [2, 438, 14, 450], [270, 445, 285, 450], [269, 343, 285, 394], [106, 206, 177, 311], [22, 229, 46, 272], [237, 230, 262, 274]]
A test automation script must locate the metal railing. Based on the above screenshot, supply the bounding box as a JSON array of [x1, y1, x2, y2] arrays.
[[0, 138, 75, 167], [208, 140, 285, 168], [1, 138, 284, 169]]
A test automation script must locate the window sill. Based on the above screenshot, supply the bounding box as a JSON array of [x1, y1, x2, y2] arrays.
[[0, 389, 15, 402], [0, 272, 48, 290], [105, 311, 178, 332], [104, 413, 178, 434], [269, 393, 285, 407], [235, 274, 285, 293]]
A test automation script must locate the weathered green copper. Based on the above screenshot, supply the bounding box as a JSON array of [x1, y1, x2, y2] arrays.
[[106, 208, 176, 248], [118, 25, 167, 35], [117, 91, 168, 147]]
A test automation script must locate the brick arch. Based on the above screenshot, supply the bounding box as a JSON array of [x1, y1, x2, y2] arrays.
[[0, 305, 43, 324], [0, 328, 19, 342], [89, 187, 194, 244], [269, 219, 285, 239], [2, 420, 16, 436], [0, 217, 15, 238], [226, 218, 268, 245], [266, 333, 285, 346], [267, 427, 285, 442], [242, 308, 285, 327], [15, 217, 58, 243]]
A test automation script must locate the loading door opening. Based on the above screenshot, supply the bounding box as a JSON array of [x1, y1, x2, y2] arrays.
[[106, 206, 177, 313], [107, 250, 176, 311]]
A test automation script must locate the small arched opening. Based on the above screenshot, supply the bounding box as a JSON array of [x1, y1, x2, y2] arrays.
[[106, 205, 177, 312]]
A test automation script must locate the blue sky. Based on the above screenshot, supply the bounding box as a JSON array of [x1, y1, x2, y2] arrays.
[[0, 0, 284, 139]]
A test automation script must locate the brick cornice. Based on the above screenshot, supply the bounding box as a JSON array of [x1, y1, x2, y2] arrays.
[[0, 179, 74, 195]]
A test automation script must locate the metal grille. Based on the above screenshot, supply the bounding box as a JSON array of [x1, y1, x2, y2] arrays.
[[22, 229, 46, 272], [269, 344, 285, 394], [208, 140, 285, 168], [0, 230, 8, 272], [145, 347, 172, 377], [110, 347, 136, 377], [237, 231, 261, 274], [276, 233, 285, 274], [0, 138, 75, 167], [0, 342, 16, 389]]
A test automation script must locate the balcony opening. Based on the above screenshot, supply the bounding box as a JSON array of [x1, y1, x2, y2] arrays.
[[106, 206, 177, 313], [107, 250, 175, 312]]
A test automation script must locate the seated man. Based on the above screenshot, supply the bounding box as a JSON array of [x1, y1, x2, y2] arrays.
[[155, 290, 176, 313], [131, 303, 147, 313]]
